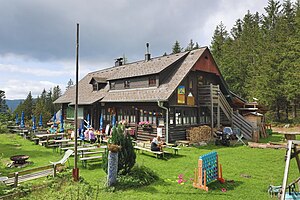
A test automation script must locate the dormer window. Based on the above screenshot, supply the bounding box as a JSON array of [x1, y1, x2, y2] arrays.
[[149, 76, 156, 87], [89, 77, 107, 91], [111, 82, 116, 90], [92, 83, 98, 91], [124, 80, 130, 89]]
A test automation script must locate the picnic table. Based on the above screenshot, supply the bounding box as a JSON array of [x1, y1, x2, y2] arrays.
[[277, 131, 300, 140], [76, 145, 107, 157], [77, 146, 107, 167], [134, 142, 180, 158], [36, 133, 66, 146], [35, 133, 65, 139], [52, 139, 71, 149]]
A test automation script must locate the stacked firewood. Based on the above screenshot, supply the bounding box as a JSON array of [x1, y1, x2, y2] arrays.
[[186, 125, 212, 142]]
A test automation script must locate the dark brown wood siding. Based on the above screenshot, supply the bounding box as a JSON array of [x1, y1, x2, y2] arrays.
[[111, 75, 158, 90]]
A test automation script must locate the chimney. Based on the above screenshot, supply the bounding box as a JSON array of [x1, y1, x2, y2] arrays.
[[145, 43, 151, 61], [115, 57, 123, 66]]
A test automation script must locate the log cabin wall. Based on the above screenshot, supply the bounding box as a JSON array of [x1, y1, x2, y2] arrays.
[[111, 76, 150, 90], [96, 102, 166, 141]]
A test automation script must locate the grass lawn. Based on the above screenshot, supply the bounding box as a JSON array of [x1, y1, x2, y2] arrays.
[[0, 133, 299, 200]]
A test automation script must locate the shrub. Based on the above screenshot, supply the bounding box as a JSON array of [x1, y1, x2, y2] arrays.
[[0, 124, 8, 134], [102, 124, 136, 175], [116, 165, 159, 189]]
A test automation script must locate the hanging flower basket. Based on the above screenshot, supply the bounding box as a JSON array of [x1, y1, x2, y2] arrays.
[[108, 144, 121, 153]]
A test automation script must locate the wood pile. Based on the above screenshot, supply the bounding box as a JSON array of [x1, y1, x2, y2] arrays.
[[186, 125, 212, 142], [259, 124, 268, 138], [248, 142, 286, 149]]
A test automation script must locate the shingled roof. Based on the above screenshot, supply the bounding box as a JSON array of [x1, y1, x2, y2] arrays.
[[108, 51, 188, 80], [54, 47, 207, 105], [102, 48, 206, 102]]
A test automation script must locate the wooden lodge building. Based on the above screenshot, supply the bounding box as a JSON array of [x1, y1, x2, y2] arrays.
[[54, 46, 253, 143]]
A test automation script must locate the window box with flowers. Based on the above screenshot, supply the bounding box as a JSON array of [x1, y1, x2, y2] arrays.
[[139, 121, 152, 131]]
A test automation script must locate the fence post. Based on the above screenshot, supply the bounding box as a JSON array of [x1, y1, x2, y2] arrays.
[[14, 172, 18, 187], [53, 164, 57, 177], [210, 84, 214, 135], [217, 85, 220, 129]]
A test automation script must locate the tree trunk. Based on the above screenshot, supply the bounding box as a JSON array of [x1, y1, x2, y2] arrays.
[[292, 101, 297, 118], [285, 103, 289, 121], [276, 101, 281, 121]]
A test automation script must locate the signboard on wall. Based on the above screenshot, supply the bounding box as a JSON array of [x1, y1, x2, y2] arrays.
[[157, 127, 163, 137], [187, 92, 195, 106], [177, 85, 185, 104]]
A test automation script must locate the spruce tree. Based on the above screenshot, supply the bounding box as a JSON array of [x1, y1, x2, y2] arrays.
[[22, 92, 33, 120], [66, 79, 74, 91], [0, 90, 8, 113], [172, 40, 182, 54], [102, 124, 136, 175], [52, 85, 62, 112]]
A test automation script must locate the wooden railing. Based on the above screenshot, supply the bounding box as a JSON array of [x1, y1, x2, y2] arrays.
[[5, 164, 58, 187], [218, 90, 233, 121], [232, 111, 253, 140]]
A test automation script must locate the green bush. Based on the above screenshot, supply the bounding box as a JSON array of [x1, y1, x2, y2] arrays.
[[0, 123, 8, 134], [116, 165, 159, 189]]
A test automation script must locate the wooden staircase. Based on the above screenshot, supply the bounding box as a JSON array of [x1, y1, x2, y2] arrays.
[[198, 84, 253, 140]]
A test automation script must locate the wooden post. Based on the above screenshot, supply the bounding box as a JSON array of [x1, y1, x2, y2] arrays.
[[73, 23, 80, 182], [14, 172, 18, 188], [293, 145, 300, 173], [217, 85, 220, 129], [280, 141, 293, 200], [53, 164, 57, 177], [210, 84, 214, 136]]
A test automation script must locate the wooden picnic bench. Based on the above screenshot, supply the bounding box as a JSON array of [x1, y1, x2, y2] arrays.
[[82, 150, 105, 156], [79, 155, 103, 168], [164, 146, 181, 155], [3, 164, 58, 187], [134, 146, 164, 158]]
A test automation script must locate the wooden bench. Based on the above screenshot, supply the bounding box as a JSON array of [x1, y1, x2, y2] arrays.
[[165, 146, 181, 155], [79, 156, 102, 168], [4, 165, 57, 187], [82, 150, 105, 156], [31, 137, 39, 145], [134, 146, 164, 158]]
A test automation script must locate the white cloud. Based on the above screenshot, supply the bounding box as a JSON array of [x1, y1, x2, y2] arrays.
[[0, 64, 68, 77], [4, 79, 64, 99]]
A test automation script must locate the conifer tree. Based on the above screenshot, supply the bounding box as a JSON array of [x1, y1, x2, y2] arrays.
[[172, 40, 182, 54], [0, 90, 8, 113], [66, 79, 74, 91], [102, 124, 136, 175]]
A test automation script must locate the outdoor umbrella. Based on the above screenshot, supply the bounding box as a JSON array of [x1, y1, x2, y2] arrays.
[[99, 114, 103, 132], [15, 113, 19, 125], [60, 114, 64, 133], [38, 114, 43, 127], [20, 111, 25, 128], [53, 112, 57, 127], [112, 115, 116, 127], [32, 115, 36, 131]]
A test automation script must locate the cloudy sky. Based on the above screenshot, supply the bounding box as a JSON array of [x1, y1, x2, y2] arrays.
[[0, 0, 273, 99]]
